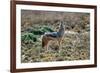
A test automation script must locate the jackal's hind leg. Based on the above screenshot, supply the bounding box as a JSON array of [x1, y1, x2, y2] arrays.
[[42, 37, 49, 52], [45, 40, 50, 52]]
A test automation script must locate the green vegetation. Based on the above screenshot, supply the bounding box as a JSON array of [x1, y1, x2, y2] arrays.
[[21, 26, 54, 43]]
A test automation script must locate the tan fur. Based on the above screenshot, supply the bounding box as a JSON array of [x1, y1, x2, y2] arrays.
[[42, 35, 63, 51]]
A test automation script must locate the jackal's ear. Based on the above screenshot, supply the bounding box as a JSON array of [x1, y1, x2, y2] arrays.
[[59, 21, 62, 25], [60, 21, 64, 27]]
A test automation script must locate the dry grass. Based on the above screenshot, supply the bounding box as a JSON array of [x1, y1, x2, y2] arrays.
[[21, 10, 90, 63]]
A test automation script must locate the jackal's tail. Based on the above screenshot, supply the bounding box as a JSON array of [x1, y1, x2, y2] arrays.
[[42, 37, 45, 48], [42, 35, 46, 48]]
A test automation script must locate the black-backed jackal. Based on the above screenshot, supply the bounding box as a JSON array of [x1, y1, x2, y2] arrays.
[[42, 22, 65, 52]]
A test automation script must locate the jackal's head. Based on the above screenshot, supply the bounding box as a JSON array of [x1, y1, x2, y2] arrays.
[[59, 21, 65, 30], [58, 21, 65, 36]]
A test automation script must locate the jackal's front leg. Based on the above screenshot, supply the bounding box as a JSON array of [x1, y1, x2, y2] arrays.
[[58, 39, 62, 53]]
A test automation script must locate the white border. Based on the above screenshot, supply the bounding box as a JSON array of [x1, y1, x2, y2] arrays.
[[16, 5, 94, 69]]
